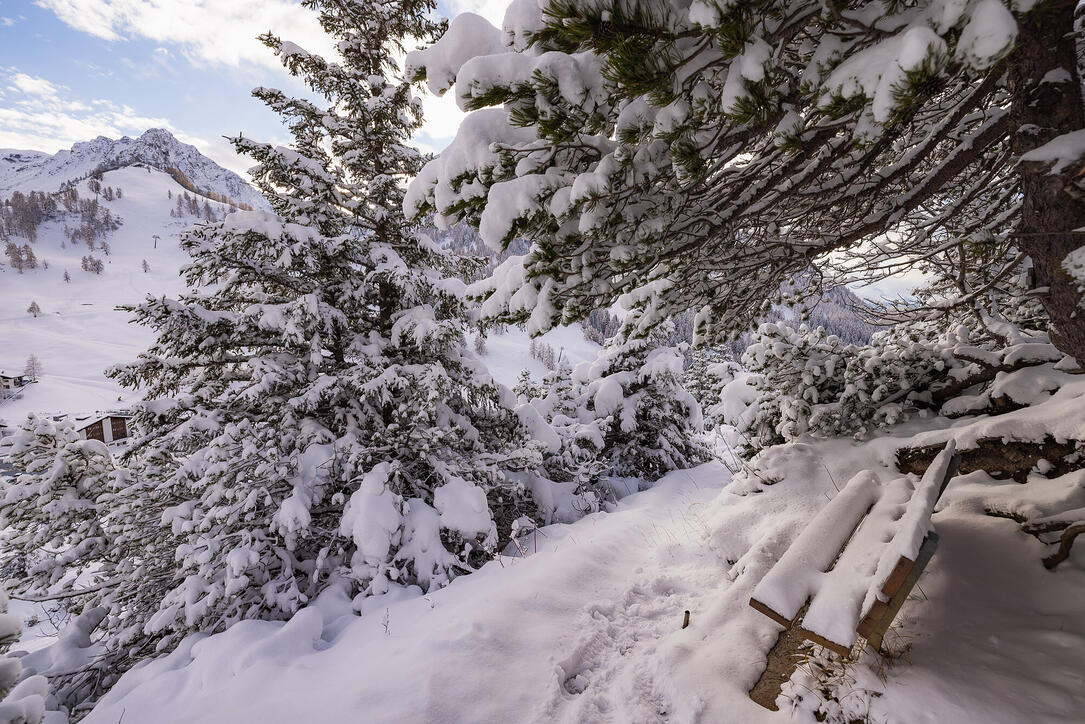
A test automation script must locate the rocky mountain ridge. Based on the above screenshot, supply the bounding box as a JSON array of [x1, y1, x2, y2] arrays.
[[0, 129, 265, 210]]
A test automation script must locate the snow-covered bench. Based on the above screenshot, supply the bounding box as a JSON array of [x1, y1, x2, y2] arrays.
[[750, 440, 961, 658]]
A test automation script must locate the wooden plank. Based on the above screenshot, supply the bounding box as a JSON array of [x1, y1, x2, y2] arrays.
[[856, 600, 888, 639], [863, 531, 940, 652], [749, 597, 794, 628], [796, 625, 851, 657], [878, 555, 916, 598], [856, 551, 919, 636]]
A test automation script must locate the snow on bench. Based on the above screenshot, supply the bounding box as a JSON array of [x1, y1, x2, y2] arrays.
[[750, 440, 960, 657]]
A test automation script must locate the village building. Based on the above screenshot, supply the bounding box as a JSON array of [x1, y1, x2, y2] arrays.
[[0, 371, 28, 391], [75, 411, 134, 443]]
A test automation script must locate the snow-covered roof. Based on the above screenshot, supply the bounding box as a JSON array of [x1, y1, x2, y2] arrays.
[[73, 410, 134, 428]]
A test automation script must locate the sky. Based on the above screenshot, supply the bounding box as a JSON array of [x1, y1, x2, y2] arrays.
[[0, 0, 510, 177]]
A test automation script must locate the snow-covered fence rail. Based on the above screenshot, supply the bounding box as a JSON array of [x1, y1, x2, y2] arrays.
[[748, 441, 960, 709]]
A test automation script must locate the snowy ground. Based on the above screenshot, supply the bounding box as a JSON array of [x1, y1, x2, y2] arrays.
[[85, 461, 771, 724], [83, 424, 1085, 723], [473, 323, 601, 388]]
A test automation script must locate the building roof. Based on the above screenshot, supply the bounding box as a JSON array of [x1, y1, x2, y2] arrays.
[[73, 410, 134, 429]]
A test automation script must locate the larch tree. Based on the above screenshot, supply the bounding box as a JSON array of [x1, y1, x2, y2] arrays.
[[108, 0, 539, 646], [404, 0, 1085, 363], [23, 354, 42, 380]]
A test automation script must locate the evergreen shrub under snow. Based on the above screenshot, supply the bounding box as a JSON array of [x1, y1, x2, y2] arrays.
[[728, 302, 1063, 454], [734, 322, 952, 449]]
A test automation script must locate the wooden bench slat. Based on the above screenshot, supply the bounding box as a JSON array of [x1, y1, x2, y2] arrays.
[[748, 470, 881, 624], [878, 556, 915, 598], [748, 441, 959, 665], [748, 597, 794, 628]]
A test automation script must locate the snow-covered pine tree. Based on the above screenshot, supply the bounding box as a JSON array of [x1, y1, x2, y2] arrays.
[[0, 414, 115, 601], [109, 0, 538, 641], [682, 348, 737, 428], [533, 361, 607, 504], [512, 369, 540, 402], [579, 321, 708, 481], [404, 0, 1085, 363], [739, 323, 852, 449]]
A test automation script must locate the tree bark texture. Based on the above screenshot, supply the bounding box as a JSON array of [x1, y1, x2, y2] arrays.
[[1011, 1, 1085, 363]]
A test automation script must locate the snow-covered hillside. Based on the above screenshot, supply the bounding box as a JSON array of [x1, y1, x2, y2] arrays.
[[0, 163, 235, 422], [0, 129, 264, 210], [0, 136, 602, 428]]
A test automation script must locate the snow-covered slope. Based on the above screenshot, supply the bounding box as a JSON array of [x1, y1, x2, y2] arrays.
[[0, 150, 52, 184], [0, 164, 235, 423], [82, 419, 1085, 723], [0, 129, 264, 210], [474, 324, 601, 389], [0, 139, 601, 427]]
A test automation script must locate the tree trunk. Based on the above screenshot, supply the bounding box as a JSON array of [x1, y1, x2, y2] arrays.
[[1011, 1, 1085, 364]]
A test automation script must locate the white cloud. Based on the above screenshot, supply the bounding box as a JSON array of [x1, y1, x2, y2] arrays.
[[35, 0, 334, 71], [30, 0, 515, 165], [416, 89, 466, 153], [0, 17, 15, 26], [0, 67, 252, 177], [10, 72, 60, 97], [849, 270, 928, 302]]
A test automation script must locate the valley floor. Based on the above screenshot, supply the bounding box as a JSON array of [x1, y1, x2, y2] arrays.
[[83, 431, 1085, 724]]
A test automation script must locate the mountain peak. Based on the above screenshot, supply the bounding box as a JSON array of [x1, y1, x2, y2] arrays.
[[1, 130, 266, 210], [140, 127, 174, 140]]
